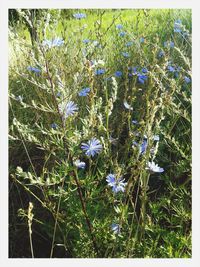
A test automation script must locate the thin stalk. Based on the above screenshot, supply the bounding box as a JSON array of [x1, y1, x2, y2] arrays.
[[28, 202, 34, 258], [73, 169, 99, 255], [126, 179, 141, 257], [50, 177, 65, 258]]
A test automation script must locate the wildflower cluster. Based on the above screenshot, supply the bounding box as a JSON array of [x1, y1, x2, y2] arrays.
[[10, 9, 191, 258]]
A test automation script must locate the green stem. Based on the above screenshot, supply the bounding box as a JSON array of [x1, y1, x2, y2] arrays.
[[50, 177, 65, 258]]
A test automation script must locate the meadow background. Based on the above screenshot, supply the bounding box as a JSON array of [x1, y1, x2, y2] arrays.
[[9, 9, 192, 258]]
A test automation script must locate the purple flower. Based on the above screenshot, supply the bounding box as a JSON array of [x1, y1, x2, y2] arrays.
[[78, 87, 90, 96], [111, 223, 120, 235], [106, 174, 127, 193], [146, 161, 164, 173], [81, 138, 102, 157]]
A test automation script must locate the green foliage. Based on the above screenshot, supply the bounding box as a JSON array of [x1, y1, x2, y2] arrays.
[[9, 9, 191, 258]]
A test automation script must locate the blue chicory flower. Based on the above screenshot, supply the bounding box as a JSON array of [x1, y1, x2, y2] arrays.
[[115, 71, 122, 77], [83, 39, 90, 44], [111, 223, 120, 235], [132, 140, 139, 147], [42, 38, 64, 48], [78, 87, 90, 96], [133, 67, 138, 74], [106, 174, 116, 186], [51, 123, 58, 129], [81, 138, 102, 157], [174, 19, 182, 33], [167, 65, 175, 72], [140, 37, 145, 43], [119, 31, 126, 37], [184, 76, 191, 83], [59, 101, 78, 119], [56, 92, 62, 98], [146, 161, 164, 173], [137, 73, 148, 84], [132, 120, 138, 125], [95, 68, 106, 75], [164, 41, 174, 48], [126, 41, 134, 47], [93, 40, 101, 48], [122, 52, 130, 58], [74, 159, 86, 169], [141, 67, 148, 73], [27, 66, 41, 73], [158, 50, 165, 58], [132, 141, 138, 148], [106, 174, 127, 193], [128, 67, 138, 77], [73, 13, 86, 19], [139, 138, 148, 154], [116, 24, 123, 29], [174, 71, 179, 78], [167, 64, 181, 78]]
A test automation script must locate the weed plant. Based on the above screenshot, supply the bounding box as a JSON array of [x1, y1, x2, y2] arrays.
[[9, 9, 191, 258]]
